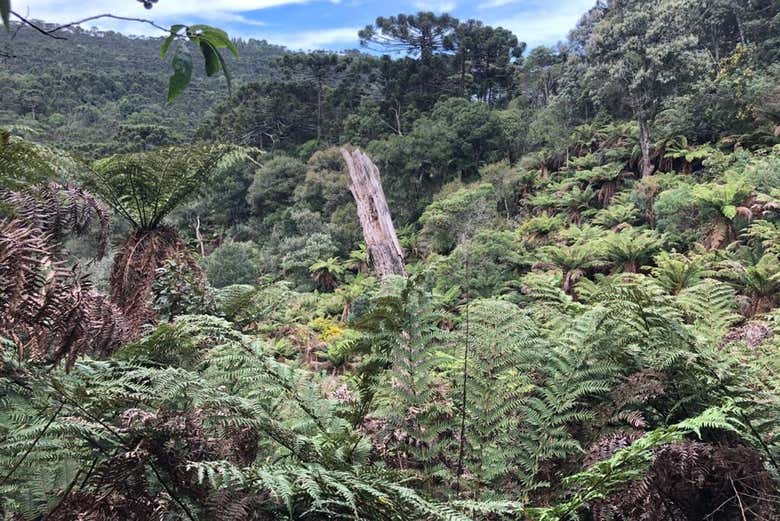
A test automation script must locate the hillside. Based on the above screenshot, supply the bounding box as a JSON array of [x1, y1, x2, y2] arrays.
[[0, 22, 286, 155]]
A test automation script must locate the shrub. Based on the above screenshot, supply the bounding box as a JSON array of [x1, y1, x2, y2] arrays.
[[203, 241, 264, 288]]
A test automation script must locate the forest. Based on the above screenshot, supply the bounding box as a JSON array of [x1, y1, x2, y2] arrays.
[[1, 0, 780, 519]]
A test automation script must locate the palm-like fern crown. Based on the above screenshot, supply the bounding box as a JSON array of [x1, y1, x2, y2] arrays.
[[650, 251, 713, 294], [88, 145, 253, 229], [603, 227, 665, 271]]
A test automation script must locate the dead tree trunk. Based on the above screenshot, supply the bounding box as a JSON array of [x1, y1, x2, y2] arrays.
[[340, 147, 406, 278]]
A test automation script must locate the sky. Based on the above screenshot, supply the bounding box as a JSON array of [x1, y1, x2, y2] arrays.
[[11, 0, 596, 51]]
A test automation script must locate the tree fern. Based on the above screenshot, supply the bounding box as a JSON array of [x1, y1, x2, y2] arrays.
[[0, 314, 467, 520], [0, 184, 125, 367], [514, 306, 620, 494], [0, 130, 88, 190], [191, 460, 472, 520], [353, 277, 453, 481], [87, 144, 255, 230], [451, 299, 532, 495], [675, 278, 739, 341]]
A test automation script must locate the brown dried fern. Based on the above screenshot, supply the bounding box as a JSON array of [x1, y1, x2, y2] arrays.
[[0, 184, 126, 367]]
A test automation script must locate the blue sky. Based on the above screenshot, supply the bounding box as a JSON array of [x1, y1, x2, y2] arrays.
[[14, 0, 595, 51]]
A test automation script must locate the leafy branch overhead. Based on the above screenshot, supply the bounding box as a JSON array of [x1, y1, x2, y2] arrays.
[[161, 24, 239, 102], [0, 0, 9, 29]]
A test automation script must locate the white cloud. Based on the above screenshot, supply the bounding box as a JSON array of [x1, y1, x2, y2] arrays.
[[11, 0, 363, 45], [488, 0, 593, 47], [411, 1, 457, 13], [207, 12, 268, 27], [267, 27, 358, 50], [477, 0, 518, 8], [9, 0, 593, 49]]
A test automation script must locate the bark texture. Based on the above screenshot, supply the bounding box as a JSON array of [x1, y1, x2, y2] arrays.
[[340, 147, 406, 278], [638, 119, 655, 177]]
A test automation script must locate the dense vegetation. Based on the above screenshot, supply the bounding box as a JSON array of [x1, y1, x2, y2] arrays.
[[2, 0, 780, 519], [0, 23, 284, 155]]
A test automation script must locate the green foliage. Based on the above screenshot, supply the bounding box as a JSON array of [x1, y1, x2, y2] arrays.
[[419, 183, 497, 254], [591, 194, 639, 228], [432, 229, 525, 299], [368, 97, 509, 220], [309, 257, 346, 291], [718, 253, 780, 316], [650, 251, 713, 294], [192, 460, 471, 521], [454, 299, 529, 492], [512, 306, 620, 493], [1, 24, 285, 154], [279, 231, 340, 288], [0, 318, 466, 520], [535, 241, 604, 295], [0, 129, 86, 189], [528, 406, 742, 521], [353, 278, 452, 476], [481, 161, 536, 218], [603, 227, 665, 273], [692, 175, 754, 245], [518, 214, 565, 244], [653, 181, 701, 246], [160, 25, 239, 102], [203, 241, 264, 288], [676, 278, 739, 340], [152, 256, 215, 321], [4, 2, 780, 519], [582, 0, 711, 174], [247, 155, 307, 216], [223, 280, 320, 332], [294, 148, 351, 216], [0, 0, 9, 29]]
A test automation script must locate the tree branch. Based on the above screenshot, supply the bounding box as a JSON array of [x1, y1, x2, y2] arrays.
[[11, 11, 172, 40]]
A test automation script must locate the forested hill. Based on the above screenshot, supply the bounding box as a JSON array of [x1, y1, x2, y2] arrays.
[[0, 23, 286, 155]]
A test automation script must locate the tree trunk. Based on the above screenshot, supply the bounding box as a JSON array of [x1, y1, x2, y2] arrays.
[[638, 119, 654, 177], [194, 215, 205, 257], [459, 52, 467, 98], [317, 81, 323, 142], [340, 147, 406, 278]]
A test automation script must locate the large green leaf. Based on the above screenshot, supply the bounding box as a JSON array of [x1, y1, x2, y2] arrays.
[[213, 45, 232, 93], [1, 0, 10, 30], [167, 49, 193, 102], [199, 40, 222, 77]]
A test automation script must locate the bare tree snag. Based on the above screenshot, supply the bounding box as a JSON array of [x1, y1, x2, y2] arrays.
[[340, 147, 406, 278]]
